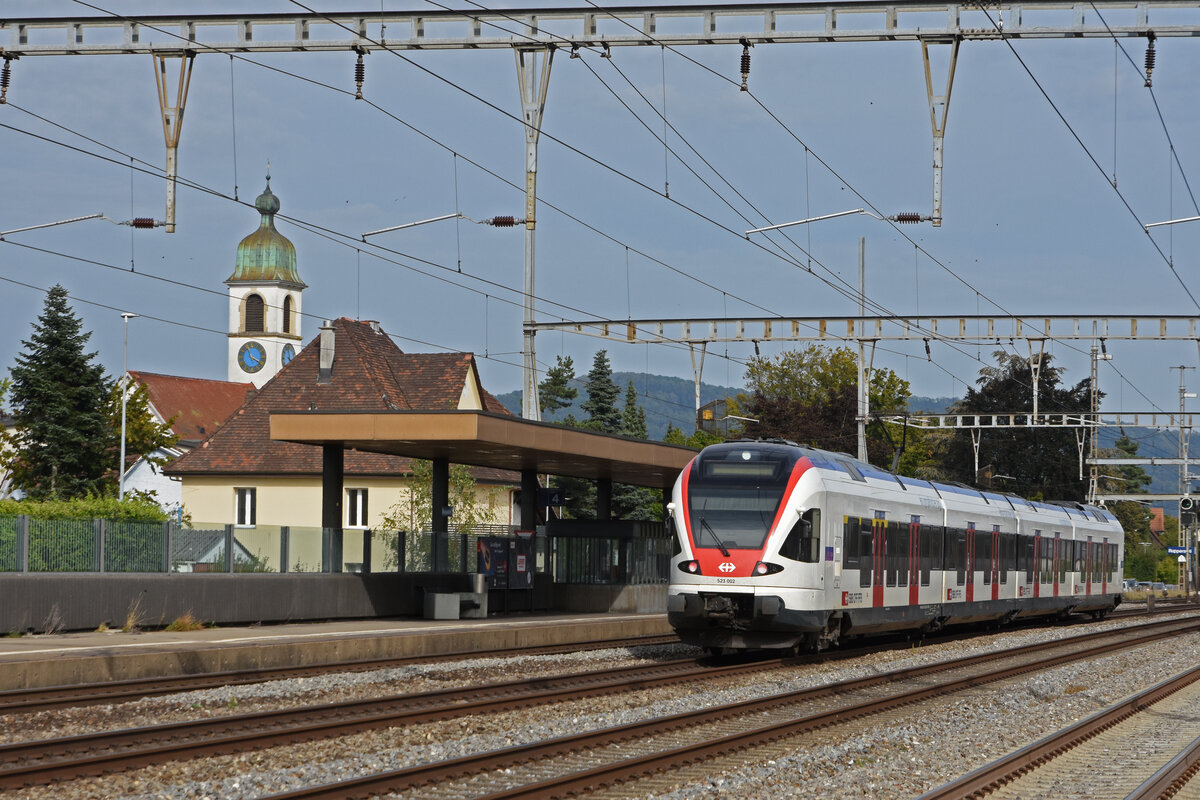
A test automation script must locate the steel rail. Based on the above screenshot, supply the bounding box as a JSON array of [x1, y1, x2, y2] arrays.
[[256, 618, 1200, 800], [920, 665, 1200, 800], [1126, 729, 1200, 799], [0, 633, 678, 715], [0, 652, 788, 790]]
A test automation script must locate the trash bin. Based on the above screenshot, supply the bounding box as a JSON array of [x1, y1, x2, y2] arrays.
[[462, 572, 488, 619]]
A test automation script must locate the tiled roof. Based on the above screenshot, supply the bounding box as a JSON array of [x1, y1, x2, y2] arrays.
[[166, 318, 515, 482], [129, 372, 256, 447]]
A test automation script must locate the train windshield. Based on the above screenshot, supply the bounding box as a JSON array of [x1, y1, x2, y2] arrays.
[[687, 445, 801, 550]]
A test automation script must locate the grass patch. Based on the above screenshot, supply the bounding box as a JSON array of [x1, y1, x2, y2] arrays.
[[164, 612, 207, 632]]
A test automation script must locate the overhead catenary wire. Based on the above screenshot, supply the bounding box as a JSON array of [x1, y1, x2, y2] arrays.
[[63, 0, 1008, 372], [51, 1, 787, 322], [978, 5, 1200, 313], [32, 0, 1123, 400]]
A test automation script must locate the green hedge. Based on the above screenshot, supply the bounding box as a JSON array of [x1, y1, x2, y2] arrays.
[[0, 496, 167, 522]]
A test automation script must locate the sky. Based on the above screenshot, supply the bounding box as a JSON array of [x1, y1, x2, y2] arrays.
[[4, 1, 1200, 445]]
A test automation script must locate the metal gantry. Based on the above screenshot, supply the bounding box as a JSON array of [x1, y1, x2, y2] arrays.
[[6, 3, 1199, 417]]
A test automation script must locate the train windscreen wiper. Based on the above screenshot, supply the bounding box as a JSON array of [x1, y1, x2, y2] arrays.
[[698, 514, 731, 557]]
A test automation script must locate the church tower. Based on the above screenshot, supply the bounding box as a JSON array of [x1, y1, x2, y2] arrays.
[[227, 171, 306, 387]]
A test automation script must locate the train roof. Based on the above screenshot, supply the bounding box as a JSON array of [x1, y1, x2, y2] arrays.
[[705, 440, 1119, 525]]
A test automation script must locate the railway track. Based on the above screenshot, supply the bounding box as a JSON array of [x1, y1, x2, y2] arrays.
[[918, 662, 1200, 800], [0, 633, 680, 715], [5, 612, 1196, 795], [5, 601, 1184, 717], [243, 616, 1200, 800], [0, 649, 787, 790]]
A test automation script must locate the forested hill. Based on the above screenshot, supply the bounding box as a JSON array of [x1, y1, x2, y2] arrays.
[[495, 373, 740, 440], [496, 376, 959, 440]]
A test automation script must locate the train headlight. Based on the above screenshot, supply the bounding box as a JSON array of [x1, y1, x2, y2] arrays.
[[753, 561, 784, 576], [678, 560, 702, 574]]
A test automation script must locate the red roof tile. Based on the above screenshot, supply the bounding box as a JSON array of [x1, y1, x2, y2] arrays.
[[166, 318, 515, 482], [129, 372, 256, 447]]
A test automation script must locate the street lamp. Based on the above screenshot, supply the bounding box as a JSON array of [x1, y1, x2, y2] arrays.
[[118, 312, 138, 501]]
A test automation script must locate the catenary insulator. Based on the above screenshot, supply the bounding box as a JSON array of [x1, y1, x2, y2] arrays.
[[1144, 32, 1156, 88], [739, 39, 752, 92], [354, 49, 366, 100], [893, 212, 922, 224], [0, 57, 12, 105], [130, 218, 157, 229], [487, 216, 519, 227]]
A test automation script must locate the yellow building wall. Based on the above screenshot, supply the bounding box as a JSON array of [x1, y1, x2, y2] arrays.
[[181, 475, 513, 531]]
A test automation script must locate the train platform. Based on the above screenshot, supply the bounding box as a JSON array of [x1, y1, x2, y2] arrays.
[[0, 612, 672, 691]]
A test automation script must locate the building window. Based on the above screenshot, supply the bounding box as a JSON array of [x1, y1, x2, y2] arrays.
[[235, 488, 256, 527], [245, 294, 265, 332], [347, 488, 368, 528], [282, 295, 292, 334]]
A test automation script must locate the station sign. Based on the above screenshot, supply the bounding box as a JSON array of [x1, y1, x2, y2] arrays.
[[1167, 546, 1194, 555]]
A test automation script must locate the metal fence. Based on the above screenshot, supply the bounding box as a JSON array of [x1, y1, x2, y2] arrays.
[[0, 515, 671, 584], [550, 529, 673, 585]]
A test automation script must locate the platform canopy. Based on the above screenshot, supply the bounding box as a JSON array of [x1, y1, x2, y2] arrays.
[[270, 410, 696, 489]]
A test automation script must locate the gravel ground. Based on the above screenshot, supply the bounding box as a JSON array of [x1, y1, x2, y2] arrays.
[[10, 609, 1199, 800]]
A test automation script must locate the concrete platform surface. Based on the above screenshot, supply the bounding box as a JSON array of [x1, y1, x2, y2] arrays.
[[0, 613, 673, 691]]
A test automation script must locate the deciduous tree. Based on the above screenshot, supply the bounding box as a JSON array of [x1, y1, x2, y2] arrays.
[[740, 346, 911, 467], [944, 350, 1093, 500]]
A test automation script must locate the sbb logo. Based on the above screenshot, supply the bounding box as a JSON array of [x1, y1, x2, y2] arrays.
[[718, 562, 736, 573]]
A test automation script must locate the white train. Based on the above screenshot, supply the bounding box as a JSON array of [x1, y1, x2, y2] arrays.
[[666, 441, 1124, 652]]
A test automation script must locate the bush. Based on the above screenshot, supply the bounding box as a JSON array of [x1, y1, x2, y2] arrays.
[[0, 495, 167, 522]]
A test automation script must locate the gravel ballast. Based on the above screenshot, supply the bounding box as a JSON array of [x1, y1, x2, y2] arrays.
[[7, 609, 1198, 800]]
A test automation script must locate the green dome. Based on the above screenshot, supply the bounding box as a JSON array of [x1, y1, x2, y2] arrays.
[[227, 175, 305, 286]]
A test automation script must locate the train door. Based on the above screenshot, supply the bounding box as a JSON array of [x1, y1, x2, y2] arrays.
[[872, 511, 886, 607], [1085, 536, 1093, 595], [1033, 533, 1041, 599], [965, 522, 975, 603], [1052, 533, 1060, 598], [1101, 539, 1109, 594], [991, 525, 1001, 601], [909, 516, 921, 606]]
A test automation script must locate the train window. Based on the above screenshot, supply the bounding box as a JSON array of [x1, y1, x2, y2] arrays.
[[1022, 536, 1035, 584], [886, 521, 906, 588], [780, 508, 821, 563], [976, 531, 992, 585], [843, 518, 860, 569], [1058, 539, 1069, 583], [944, 529, 966, 586], [687, 445, 802, 549], [1074, 540, 1084, 574], [920, 525, 941, 586]]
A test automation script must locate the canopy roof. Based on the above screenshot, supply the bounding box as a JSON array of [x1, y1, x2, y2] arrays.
[[270, 410, 696, 490]]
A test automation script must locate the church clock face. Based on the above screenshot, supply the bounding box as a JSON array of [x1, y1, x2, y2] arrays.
[[281, 343, 295, 367], [238, 341, 266, 373]]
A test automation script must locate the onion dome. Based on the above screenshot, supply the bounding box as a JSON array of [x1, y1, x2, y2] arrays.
[[227, 172, 306, 287]]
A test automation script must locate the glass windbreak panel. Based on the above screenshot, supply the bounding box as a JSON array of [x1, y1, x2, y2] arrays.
[[688, 445, 800, 549]]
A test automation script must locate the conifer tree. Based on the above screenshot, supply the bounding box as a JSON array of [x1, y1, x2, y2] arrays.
[[613, 380, 657, 519], [581, 350, 621, 433], [538, 355, 579, 417], [620, 379, 648, 439], [6, 285, 112, 499]]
